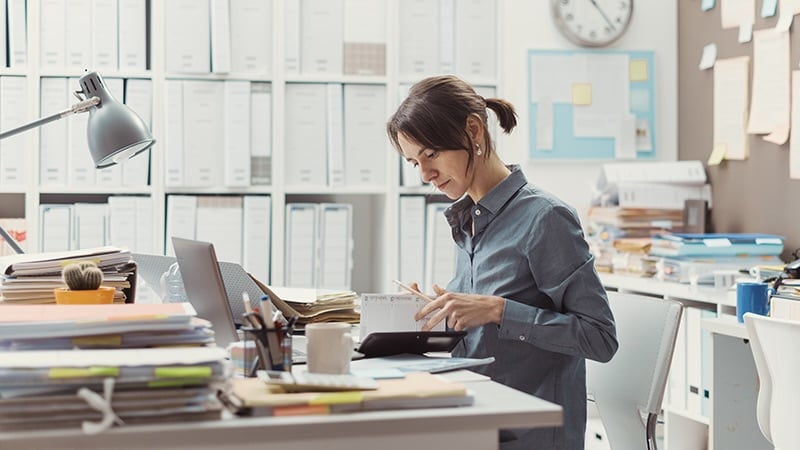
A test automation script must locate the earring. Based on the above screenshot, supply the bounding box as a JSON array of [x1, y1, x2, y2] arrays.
[[476, 144, 483, 156]]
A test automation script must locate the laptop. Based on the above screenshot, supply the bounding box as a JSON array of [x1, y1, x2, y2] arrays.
[[171, 237, 242, 348]]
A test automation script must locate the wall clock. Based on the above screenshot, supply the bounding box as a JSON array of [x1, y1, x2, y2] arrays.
[[551, 0, 633, 47]]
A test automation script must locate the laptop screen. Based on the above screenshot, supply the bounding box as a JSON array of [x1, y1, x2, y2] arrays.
[[172, 237, 240, 348]]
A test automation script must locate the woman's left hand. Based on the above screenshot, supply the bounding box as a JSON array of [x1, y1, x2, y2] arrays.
[[414, 285, 505, 331]]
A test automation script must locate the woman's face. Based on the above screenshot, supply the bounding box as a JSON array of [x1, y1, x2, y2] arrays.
[[398, 133, 474, 200]]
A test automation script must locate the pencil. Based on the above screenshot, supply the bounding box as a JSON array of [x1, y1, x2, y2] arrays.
[[391, 279, 435, 303]]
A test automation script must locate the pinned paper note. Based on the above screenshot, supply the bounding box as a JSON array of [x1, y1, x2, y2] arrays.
[[708, 143, 727, 165], [630, 88, 650, 113], [762, 0, 778, 17], [777, 9, 794, 32], [536, 96, 554, 150], [571, 83, 592, 105], [764, 125, 790, 144], [739, 22, 753, 43], [699, 44, 717, 70], [702, 0, 715, 11], [629, 60, 648, 81]]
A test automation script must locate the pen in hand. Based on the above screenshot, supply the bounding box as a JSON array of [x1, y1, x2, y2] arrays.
[[391, 279, 435, 303]]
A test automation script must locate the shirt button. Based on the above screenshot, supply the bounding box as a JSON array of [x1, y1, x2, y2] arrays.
[[475, 209, 481, 216], [519, 335, 525, 341]]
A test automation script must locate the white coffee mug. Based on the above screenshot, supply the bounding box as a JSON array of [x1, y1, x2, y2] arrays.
[[305, 322, 352, 374]]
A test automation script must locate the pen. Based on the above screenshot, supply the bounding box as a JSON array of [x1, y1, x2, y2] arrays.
[[391, 279, 435, 303]]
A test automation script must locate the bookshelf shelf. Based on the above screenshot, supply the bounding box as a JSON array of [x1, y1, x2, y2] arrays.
[[0, 0, 500, 294]]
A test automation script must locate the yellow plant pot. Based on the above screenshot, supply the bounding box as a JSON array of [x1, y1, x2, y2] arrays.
[[54, 286, 115, 305]]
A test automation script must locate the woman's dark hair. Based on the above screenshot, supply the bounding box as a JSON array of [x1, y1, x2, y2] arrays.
[[386, 75, 517, 168]]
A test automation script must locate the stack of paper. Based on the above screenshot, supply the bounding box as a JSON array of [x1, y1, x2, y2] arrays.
[[254, 282, 360, 327], [0, 347, 229, 431], [0, 247, 136, 304], [225, 371, 473, 417], [0, 303, 214, 350]]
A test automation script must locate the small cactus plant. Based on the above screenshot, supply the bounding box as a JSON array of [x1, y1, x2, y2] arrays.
[[62, 261, 104, 291]]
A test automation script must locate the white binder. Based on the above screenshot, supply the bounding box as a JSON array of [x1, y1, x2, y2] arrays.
[[165, 195, 198, 256], [118, 0, 147, 70], [0, 76, 29, 185], [210, 0, 232, 73], [65, 0, 92, 70], [164, 0, 211, 73], [91, 0, 118, 70], [454, 0, 496, 78], [284, 83, 327, 187], [195, 196, 243, 265], [39, 78, 69, 186], [74, 203, 109, 250], [398, 196, 426, 287], [7, 0, 27, 67], [424, 203, 455, 293], [223, 80, 252, 187], [39, 204, 73, 252], [183, 80, 224, 187], [243, 195, 272, 284], [326, 83, 345, 187], [398, 0, 439, 76], [300, 0, 343, 74], [318, 203, 353, 290], [122, 78, 152, 187], [164, 80, 185, 187], [284, 203, 319, 288], [230, 0, 272, 74], [40, 0, 66, 69], [344, 84, 386, 187]]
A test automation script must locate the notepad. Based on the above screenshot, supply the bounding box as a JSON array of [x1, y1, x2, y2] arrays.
[[359, 293, 445, 341]]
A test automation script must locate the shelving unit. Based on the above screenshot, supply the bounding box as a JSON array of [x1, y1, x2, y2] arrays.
[[0, 0, 501, 294], [598, 273, 761, 450]]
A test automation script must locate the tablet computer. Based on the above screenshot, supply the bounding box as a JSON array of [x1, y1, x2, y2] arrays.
[[357, 331, 467, 358]]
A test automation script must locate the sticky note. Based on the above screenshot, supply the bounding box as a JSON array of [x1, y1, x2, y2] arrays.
[[49, 366, 120, 378], [571, 84, 592, 106], [629, 60, 648, 81], [311, 392, 364, 405], [701, 0, 715, 11], [155, 366, 213, 378], [72, 335, 122, 347], [708, 143, 726, 165]]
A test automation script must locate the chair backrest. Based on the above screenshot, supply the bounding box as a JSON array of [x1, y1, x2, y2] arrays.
[[744, 313, 800, 449], [586, 291, 683, 450]]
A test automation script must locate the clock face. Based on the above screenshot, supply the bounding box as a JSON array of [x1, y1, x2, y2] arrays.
[[551, 0, 633, 47]]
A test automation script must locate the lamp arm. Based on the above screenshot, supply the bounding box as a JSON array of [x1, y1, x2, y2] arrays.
[[0, 226, 24, 255], [0, 96, 101, 141]]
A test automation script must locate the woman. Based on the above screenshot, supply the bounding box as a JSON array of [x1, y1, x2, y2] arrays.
[[387, 75, 618, 450]]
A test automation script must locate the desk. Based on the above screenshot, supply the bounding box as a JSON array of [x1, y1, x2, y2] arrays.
[[0, 373, 562, 450]]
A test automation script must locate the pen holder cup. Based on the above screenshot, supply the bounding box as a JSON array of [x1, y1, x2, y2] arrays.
[[240, 323, 293, 376]]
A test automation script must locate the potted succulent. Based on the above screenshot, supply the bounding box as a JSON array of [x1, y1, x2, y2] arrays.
[[54, 261, 115, 304]]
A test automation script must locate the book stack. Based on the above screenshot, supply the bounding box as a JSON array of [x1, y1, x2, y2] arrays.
[[224, 371, 473, 417], [0, 247, 136, 304]]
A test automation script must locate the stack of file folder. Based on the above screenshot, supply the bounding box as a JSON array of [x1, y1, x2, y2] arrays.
[[649, 233, 785, 284], [0, 303, 227, 432], [255, 282, 360, 327], [0, 247, 136, 304], [0, 347, 228, 431], [0, 303, 214, 351], [649, 233, 785, 258]]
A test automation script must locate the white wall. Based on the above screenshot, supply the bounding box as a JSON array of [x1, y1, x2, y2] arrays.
[[496, 0, 678, 220]]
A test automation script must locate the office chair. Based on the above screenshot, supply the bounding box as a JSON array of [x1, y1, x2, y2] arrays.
[[744, 313, 800, 450], [586, 291, 683, 450]]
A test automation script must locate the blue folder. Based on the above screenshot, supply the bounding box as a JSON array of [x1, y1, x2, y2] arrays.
[[650, 233, 784, 257]]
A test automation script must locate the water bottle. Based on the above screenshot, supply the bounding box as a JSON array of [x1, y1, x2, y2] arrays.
[[160, 262, 188, 303]]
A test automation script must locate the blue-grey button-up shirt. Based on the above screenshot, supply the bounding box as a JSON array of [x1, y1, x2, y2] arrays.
[[444, 165, 618, 450]]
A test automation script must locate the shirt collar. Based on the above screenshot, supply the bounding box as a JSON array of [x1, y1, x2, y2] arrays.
[[445, 165, 528, 222]]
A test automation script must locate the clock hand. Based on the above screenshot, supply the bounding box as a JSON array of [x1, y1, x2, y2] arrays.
[[588, 0, 616, 31]]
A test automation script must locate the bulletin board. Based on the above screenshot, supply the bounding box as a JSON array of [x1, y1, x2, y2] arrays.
[[678, 3, 800, 261], [528, 49, 657, 160]]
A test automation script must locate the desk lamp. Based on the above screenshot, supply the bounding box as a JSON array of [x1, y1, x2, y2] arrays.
[[0, 71, 156, 254]]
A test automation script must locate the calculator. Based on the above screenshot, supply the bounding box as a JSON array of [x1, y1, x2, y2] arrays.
[[257, 370, 379, 392]]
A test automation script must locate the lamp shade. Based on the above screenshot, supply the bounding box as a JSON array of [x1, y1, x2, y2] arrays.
[[79, 71, 156, 168]]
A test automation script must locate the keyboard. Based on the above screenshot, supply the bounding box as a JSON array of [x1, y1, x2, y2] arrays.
[[257, 370, 378, 392]]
